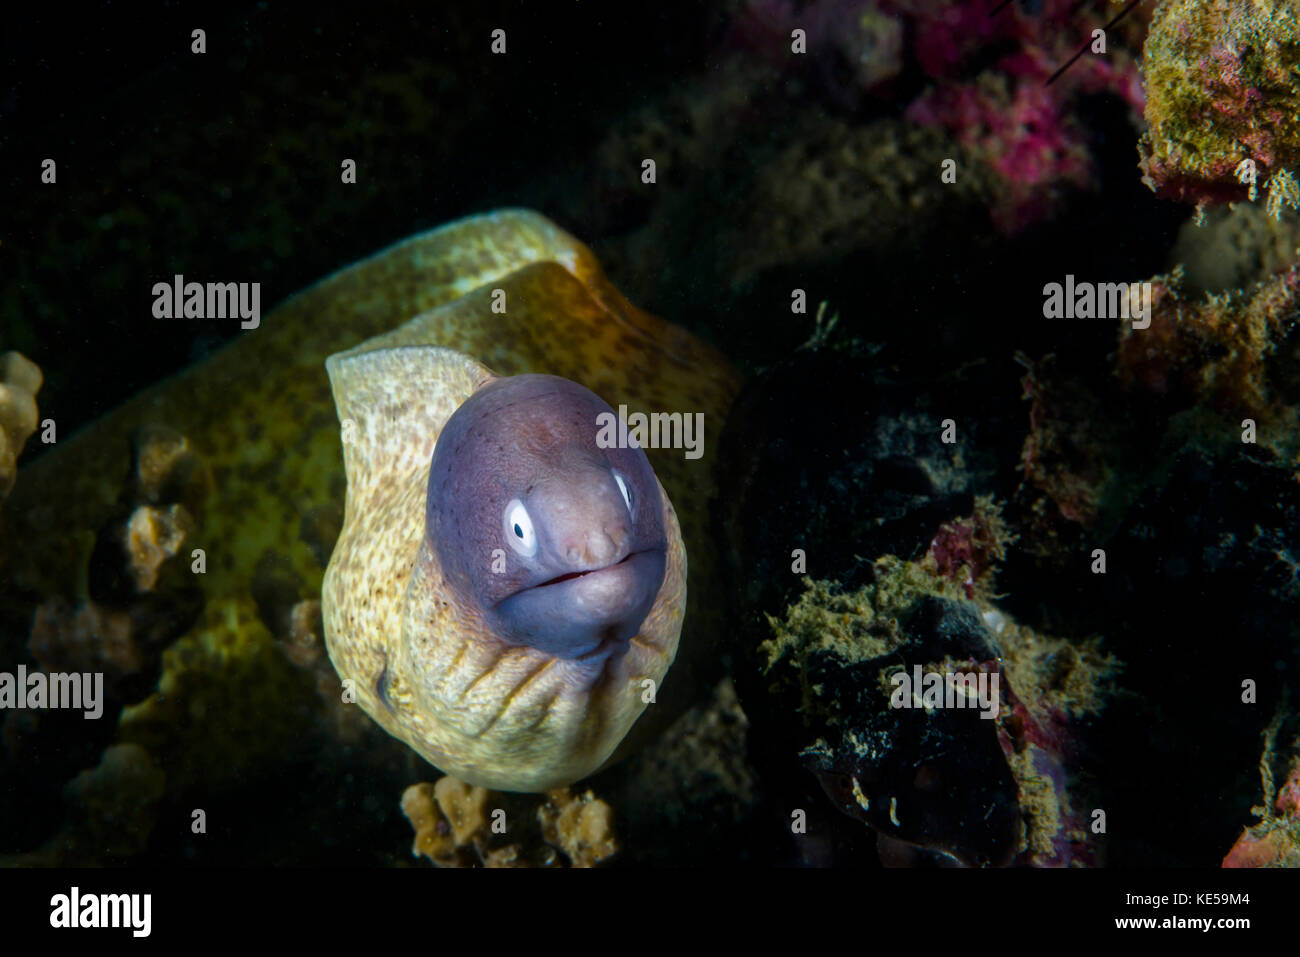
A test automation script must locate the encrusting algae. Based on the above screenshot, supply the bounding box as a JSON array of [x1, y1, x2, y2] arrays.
[[1117, 265, 1300, 462], [762, 498, 1116, 866], [1140, 0, 1300, 215]]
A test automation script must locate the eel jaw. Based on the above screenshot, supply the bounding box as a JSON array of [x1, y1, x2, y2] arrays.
[[493, 548, 667, 659]]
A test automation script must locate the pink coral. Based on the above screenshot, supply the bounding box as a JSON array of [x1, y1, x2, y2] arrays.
[[996, 685, 1095, 868], [906, 0, 1017, 78], [907, 75, 1095, 233], [903, 0, 1144, 232], [727, 0, 1146, 233], [1223, 763, 1300, 868], [925, 497, 1013, 599]]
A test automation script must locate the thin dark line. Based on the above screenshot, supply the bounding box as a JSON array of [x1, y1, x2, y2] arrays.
[[989, 0, 1016, 17], [1045, 0, 1144, 86], [1045, 39, 1092, 86]]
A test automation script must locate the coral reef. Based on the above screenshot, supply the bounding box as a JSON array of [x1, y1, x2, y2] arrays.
[[0, 351, 42, 502], [537, 789, 619, 868], [125, 504, 194, 593], [132, 424, 211, 510], [900, 0, 1146, 233], [763, 549, 1113, 867], [9, 0, 1299, 873], [28, 595, 198, 704], [1139, 0, 1300, 211], [2, 743, 166, 866], [115, 596, 322, 796], [1087, 446, 1300, 864], [719, 0, 1146, 234], [717, 115, 992, 288], [59, 743, 167, 861], [1224, 767, 1300, 867], [715, 331, 1127, 866], [1117, 265, 1300, 457], [611, 677, 761, 864], [1017, 352, 1124, 529], [21, 422, 208, 707], [402, 779, 496, 868], [400, 777, 618, 868], [906, 73, 1094, 234], [725, 0, 904, 104], [1015, 261, 1300, 552], [1169, 201, 1300, 295], [583, 69, 994, 305], [12, 477, 205, 783], [1223, 713, 1300, 867], [4, 449, 202, 856], [1002, 251, 1300, 865], [718, 347, 1008, 609], [924, 494, 1016, 600]]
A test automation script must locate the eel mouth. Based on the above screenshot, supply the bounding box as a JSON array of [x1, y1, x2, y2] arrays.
[[488, 546, 665, 657], [492, 548, 667, 658], [534, 553, 635, 589]]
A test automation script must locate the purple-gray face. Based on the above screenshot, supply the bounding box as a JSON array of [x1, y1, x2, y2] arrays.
[[426, 374, 668, 660]]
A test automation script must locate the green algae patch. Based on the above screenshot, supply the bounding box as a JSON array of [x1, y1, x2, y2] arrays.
[[980, 607, 1117, 723], [763, 553, 1117, 726], [118, 596, 318, 794], [761, 557, 967, 674]]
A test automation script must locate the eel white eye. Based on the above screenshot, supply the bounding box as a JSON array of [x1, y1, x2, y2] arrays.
[[613, 471, 634, 515], [504, 499, 537, 557]]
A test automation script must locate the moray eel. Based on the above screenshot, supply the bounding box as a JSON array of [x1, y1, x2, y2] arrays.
[[319, 211, 741, 790], [4, 209, 738, 792], [324, 354, 686, 790]]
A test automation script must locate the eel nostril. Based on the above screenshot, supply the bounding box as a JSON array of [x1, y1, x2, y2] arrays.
[[607, 524, 628, 552], [586, 528, 618, 564]]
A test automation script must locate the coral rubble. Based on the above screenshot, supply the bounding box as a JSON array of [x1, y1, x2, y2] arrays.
[[400, 777, 618, 868], [0, 351, 42, 502], [1117, 265, 1300, 457], [537, 788, 619, 868], [764, 551, 1113, 867], [125, 504, 194, 593]]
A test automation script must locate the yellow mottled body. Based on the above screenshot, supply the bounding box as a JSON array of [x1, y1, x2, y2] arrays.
[[322, 346, 686, 790]]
